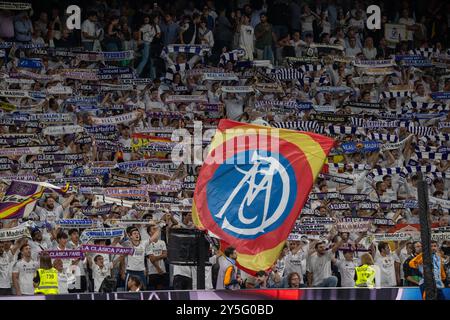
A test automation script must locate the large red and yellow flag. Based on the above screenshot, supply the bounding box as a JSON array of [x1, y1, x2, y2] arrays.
[[192, 120, 335, 274]]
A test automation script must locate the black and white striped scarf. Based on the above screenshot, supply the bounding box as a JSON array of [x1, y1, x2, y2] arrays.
[[350, 118, 365, 127], [270, 68, 303, 80], [420, 134, 450, 142], [380, 91, 412, 99], [272, 121, 321, 132], [300, 75, 329, 87], [406, 125, 436, 136], [370, 165, 438, 176], [367, 132, 399, 143], [409, 48, 439, 58], [416, 152, 450, 161], [329, 163, 370, 170], [325, 125, 365, 135], [406, 101, 448, 112], [254, 100, 301, 109], [165, 63, 192, 82], [219, 48, 245, 67], [300, 64, 322, 73], [162, 44, 210, 56]]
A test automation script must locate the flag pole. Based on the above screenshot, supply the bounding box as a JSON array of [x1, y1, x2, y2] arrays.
[[416, 172, 437, 300]]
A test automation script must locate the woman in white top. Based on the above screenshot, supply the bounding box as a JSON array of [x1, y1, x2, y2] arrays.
[[362, 37, 377, 60], [238, 15, 254, 60], [300, 4, 319, 38], [136, 15, 161, 78], [198, 18, 214, 48]]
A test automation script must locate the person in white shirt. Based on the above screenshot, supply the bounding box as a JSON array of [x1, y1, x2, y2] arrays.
[[222, 92, 244, 120], [116, 125, 133, 162], [306, 239, 341, 287], [67, 229, 88, 292], [53, 259, 69, 294], [374, 241, 401, 287], [239, 15, 255, 61], [146, 223, 168, 290], [398, 9, 416, 46], [35, 194, 74, 222], [284, 239, 307, 286], [362, 37, 377, 60], [121, 227, 159, 291], [81, 12, 99, 51], [91, 255, 112, 292], [198, 18, 214, 47], [136, 15, 161, 78], [12, 244, 39, 296], [29, 229, 51, 261], [290, 31, 306, 57], [0, 242, 14, 295], [300, 4, 318, 38], [207, 82, 221, 103], [333, 248, 357, 287], [345, 37, 361, 57]]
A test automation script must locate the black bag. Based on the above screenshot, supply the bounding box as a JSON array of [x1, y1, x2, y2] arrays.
[[99, 276, 117, 293]]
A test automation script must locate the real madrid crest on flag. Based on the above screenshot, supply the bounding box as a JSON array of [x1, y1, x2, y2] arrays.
[[192, 119, 335, 274]]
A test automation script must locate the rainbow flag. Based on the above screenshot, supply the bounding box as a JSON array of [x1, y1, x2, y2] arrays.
[[192, 120, 335, 274]]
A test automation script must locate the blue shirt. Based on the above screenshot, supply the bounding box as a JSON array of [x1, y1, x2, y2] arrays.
[[14, 16, 32, 42], [160, 22, 180, 46]]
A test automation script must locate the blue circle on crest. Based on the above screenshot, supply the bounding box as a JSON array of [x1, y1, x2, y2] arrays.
[[206, 150, 297, 239]]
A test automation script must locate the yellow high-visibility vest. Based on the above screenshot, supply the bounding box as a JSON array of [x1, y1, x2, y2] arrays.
[[34, 268, 59, 295], [355, 265, 376, 287]]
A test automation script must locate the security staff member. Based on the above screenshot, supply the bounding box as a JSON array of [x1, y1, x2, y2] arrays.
[[34, 253, 59, 295], [216, 246, 241, 290], [355, 253, 376, 288]]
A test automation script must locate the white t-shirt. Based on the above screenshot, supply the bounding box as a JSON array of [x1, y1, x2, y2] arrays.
[[140, 24, 160, 43], [224, 97, 244, 120], [375, 252, 400, 287], [307, 250, 334, 286], [284, 250, 306, 280], [57, 271, 69, 294], [301, 14, 314, 32], [239, 25, 255, 59], [0, 251, 13, 288], [398, 17, 415, 41], [336, 259, 356, 287], [92, 263, 112, 292], [345, 46, 362, 57], [35, 205, 64, 223], [12, 259, 39, 295], [147, 240, 167, 275], [126, 240, 150, 271], [81, 19, 97, 43], [119, 137, 132, 161]]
